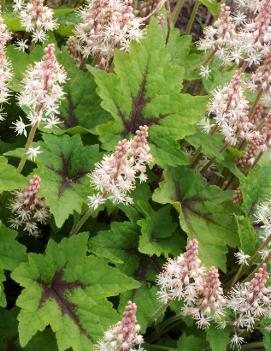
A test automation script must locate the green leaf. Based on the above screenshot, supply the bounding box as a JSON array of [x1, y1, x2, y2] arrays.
[[153, 167, 239, 270], [36, 133, 100, 227], [0, 222, 27, 308], [0, 221, 27, 271], [186, 128, 225, 161], [0, 270, 6, 308], [89, 219, 159, 285], [11, 233, 140, 351], [25, 328, 58, 351], [89, 219, 164, 330], [263, 332, 271, 351], [235, 215, 257, 256], [0, 156, 26, 192], [57, 48, 110, 134], [89, 221, 139, 264], [177, 333, 208, 351], [166, 30, 204, 80], [7, 45, 43, 92], [200, 0, 220, 15], [0, 308, 58, 351], [0, 308, 20, 350], [206, 327, 231, 351], [203, 66, 236, 93], [150, 128, 189, 167], [239, 158, 271, 215], [137, 203, 184, 257], [90, 19, 208, 167]]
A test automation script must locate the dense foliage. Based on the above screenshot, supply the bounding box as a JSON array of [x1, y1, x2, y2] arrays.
[[2, 0, 271, 350]]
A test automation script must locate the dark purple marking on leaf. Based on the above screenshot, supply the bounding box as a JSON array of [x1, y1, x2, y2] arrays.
[[58, 94, 79, 128], [117, 72, 168, 135], [125, 249, 160, 300], [183, 196, 220, 225], [174, 180, 182, 202], [130, 255, 149, 301], [173, 177, 218, 224], [37, 270, 93, 341], [49, 154, 87, 196]]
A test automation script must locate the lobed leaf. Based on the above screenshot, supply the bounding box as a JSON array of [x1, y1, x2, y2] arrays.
[[57, 49, 110, 134], [35, 133, 100, 227], [11, 233, 140, 351], [90, 18, 208, 167], [153, 167, 239, 270], [0, 156, 26, 193]]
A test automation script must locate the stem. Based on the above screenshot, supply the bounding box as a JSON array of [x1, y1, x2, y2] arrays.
[[229, 234, 271, 285], [236, 89, 264, 153], [17, 121, 39, 174], [244, 250, 271, 283], [200, 157, 215, 174], [245, 151, 263, 174], [249, 90, 263, 119], [190, 124, 218, 169], [172, 0, 185, 24], [222, 174, 234, 190], [249, 234, 271, 266], [229, 265, 243, 289], [242, 342, 263, 350], [190, 146, 202, 169], [203, 46, 219, 66], [200, 141, 228, 175], [185, 0, 200, 35], [149, 302, 170, 323], [190, 125, 218, 169], [147, 314, 182, 344], [69, 207, 93, 236], [29, 40, 36, 52]]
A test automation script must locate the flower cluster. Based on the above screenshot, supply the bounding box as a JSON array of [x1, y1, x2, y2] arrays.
[[250, 53, 271, 94], [228, 264, 271, 333], [157, 239, 226, 328], [156, 239, 271, 347], [197, 0, 271, 169], [183, 266, 226, 328], [14, 0, 58, 43], [207, 70, 253, 145], [9, 175, 49, 236], [238, 110, 271, 171], [68, 0, 143, 69], [0, 14, 13, 110], [198, 4, 236, 53], [96, 301, 144, 351], [88, 125, 153, 209], [13, 44, 67, 136], [198, 0, 271, 66], [157, 240, 205, 304]]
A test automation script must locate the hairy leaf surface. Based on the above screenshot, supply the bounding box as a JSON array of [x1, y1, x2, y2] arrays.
[[36, 134, 99, 227], [90, 19, 208, 167], [137, 203, 184, 257], [0, 156, 26, 193], [153, 167, 239, 270], [58, 49, 110, 133], [11, 233, 140, 351]]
